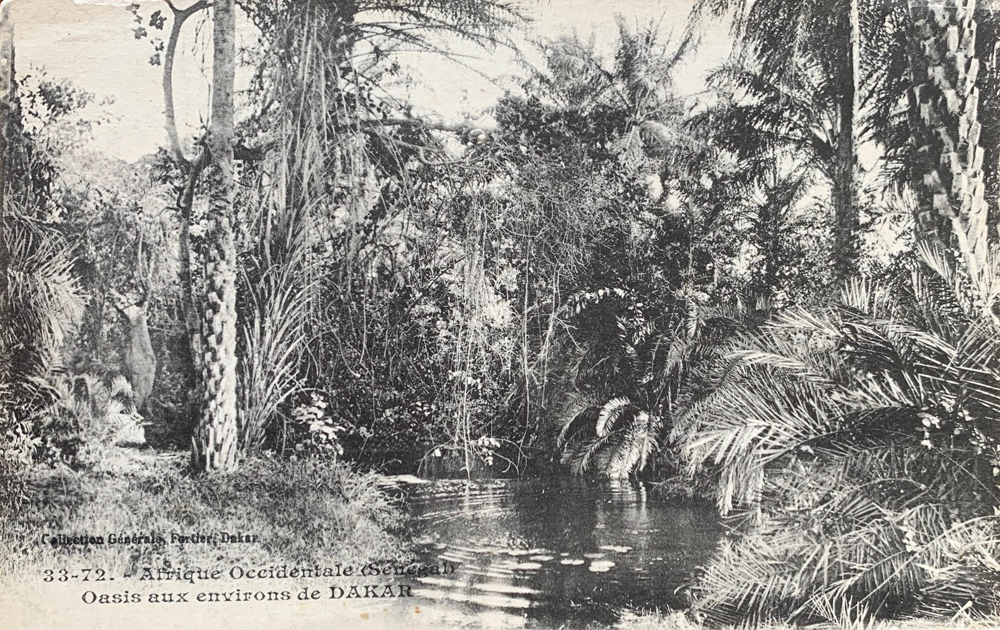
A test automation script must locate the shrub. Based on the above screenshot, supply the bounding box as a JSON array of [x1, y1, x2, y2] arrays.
[[1, 211, 86, 498], [679, 247, 1000, 624]]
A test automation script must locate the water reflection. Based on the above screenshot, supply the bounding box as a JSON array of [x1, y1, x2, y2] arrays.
[[399, 477, 721, 629]]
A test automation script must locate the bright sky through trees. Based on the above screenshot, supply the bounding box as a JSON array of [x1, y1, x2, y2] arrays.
[[9, 0, 730, 161]]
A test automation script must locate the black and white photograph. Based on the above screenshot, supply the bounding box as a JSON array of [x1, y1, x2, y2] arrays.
[[1, 0, 999, 628]]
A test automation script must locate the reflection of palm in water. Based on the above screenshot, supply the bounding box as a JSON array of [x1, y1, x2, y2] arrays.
[[404, 478, 720, 626]]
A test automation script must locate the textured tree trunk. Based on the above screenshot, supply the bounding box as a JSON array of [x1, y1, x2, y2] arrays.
[[191, 0, 239, 471], [832, 0, 861, 282], [905, 0, 992, 280], [0, 3, 14, 326]]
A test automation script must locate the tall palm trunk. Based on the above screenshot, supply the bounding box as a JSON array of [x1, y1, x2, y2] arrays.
[[191, 0, 239, 471], [832, 0, 861, 282], [905, 0, 991, 280], [0, 3, 14, 329]]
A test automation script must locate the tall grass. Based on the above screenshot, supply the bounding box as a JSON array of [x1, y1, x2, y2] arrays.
[[237, 210, 315, 453]]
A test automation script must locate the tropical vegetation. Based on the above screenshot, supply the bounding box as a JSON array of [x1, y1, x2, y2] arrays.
[[1, 0, 999, 627]]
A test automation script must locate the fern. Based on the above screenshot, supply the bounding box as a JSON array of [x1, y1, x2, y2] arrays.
[[559, 396, 663, 479]]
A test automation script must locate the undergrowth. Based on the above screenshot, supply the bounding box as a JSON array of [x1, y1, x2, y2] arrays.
[[0, 453, 404, 585]]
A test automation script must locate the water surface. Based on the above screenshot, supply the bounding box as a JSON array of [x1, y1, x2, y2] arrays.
[[397, 477, 722, 628]]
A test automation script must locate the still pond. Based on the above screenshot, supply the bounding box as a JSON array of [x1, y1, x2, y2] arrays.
[[387, 477, 723, 628]]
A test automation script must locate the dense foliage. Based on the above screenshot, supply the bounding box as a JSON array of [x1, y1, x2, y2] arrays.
[[2, 0, 999, 626], [680, 247, 1000, 622]]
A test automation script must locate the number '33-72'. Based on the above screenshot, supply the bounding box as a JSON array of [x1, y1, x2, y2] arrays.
[[43, 569, 109, 582]]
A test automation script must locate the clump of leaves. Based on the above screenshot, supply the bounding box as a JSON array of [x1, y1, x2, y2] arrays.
[[679, 246, 1000, 624], [558, 396, 661, 479], [284, 392, 347, 461]]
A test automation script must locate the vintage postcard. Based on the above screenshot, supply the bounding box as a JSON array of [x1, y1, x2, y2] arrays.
[[1, 0, 999, 629]]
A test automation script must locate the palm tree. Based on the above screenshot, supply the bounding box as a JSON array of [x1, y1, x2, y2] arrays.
[[516, 21, 700, 478], [677, 246, 1000, 622], [691, 58, 839, 296], [558, 396, 662, 479], [691, 0, 862, 281], [0, 12, 86, 487], [903, 0, 995, 282], [183, 0, 525, 466], [191, 0, 238, 471], [0, 1, 14, 331]]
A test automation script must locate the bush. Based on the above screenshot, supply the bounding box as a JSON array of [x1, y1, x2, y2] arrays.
[[1, 211, 86, 496], [678, 249, 1000, 624]]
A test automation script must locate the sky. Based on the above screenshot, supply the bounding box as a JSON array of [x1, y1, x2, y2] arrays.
[[6, 0, 733, 162]]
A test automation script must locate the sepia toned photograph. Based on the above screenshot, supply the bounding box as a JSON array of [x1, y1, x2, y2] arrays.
[[1, 0, 999, 628]]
